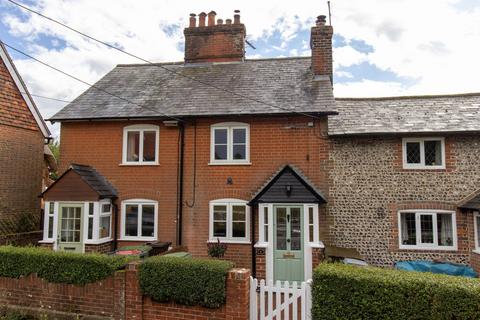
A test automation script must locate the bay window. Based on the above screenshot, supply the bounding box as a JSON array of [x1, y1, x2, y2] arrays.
[[210, 123, 250, 164], [209, 199, 250, 243], [122, 125, 159, 165], [398, 210, 456, 249], [122, 199, 157, 240]]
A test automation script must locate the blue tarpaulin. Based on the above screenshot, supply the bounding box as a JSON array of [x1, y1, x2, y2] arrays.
[[395, 260, 477, 278]]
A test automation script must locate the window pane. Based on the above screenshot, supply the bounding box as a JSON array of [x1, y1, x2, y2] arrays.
[[400, 212, 416, 245], [87, 217, 93, 240], [214, 145, 228, 160], [141, 205, 155, 237], [264, 207, 268, 241], [232, 144, 246, 160], [276, 208, 287, 250], [100, 216, 111, 238], [476, 216, 480, 248], [309, 207, 314, 224], [309, 225, 314, 242], [213, 222, 227, 237], [420, 215, 434, 244], [232, 222, 245, 238], [233, 128, 246, 143], [143, 131, 156, 162], [437, 213, 453, 246], [213, 205, 227, 221], [424, 140, 442, 166], [101, 204, 111, 213], [406, 142, 421, 164], [232, 206, 246, 221], [88, 203, 94, 216], [290, 208, 301, 250], [125, 205, 138, 237], [214, 129, 228, 144], [127, 131, 140, 162], [48, 216, 54, 238], [48, 202, 54, 215]]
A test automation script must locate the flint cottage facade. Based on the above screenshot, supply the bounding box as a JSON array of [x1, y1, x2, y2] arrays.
[[41, 11, 480, 281]]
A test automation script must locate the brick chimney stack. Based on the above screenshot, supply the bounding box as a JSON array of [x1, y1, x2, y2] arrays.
[[184, 10, 246, 63], [310, 15, 333, 83]]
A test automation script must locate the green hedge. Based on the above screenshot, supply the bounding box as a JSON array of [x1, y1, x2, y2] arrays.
[[0, 246, 129, 285], [312, 263, 480, 320], [139, 256, 233, 308]]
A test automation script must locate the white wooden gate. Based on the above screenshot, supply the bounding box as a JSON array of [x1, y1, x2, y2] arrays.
[[249, 277, 312, 320]]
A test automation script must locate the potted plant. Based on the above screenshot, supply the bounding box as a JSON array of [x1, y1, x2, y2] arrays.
[[207, 238, 227, 258]]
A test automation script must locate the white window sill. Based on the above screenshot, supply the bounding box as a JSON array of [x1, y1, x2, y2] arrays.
[[119, 162, 159, 166], [473, 249, 480, 255], [119, 237, 157, 241], [207, 239, 251, 244], [84, 238, 113, 245], [402, 165, 446, 170], [208, 162, 251, 166], [309, 241, 325, 249], [398, 245, 457, 251], [254, 242, 268, 248], [39, 240, 54, 244]]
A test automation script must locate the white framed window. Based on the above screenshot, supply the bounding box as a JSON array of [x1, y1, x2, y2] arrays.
[[210, 122, 250, 165], [87, 202, 95, 240], [398, 210, 456, 250], [474, 212, 480, 253], [99, 202, 112, 239], [209, 199, 250, 243], [257, 204, 271, 245], [122, 124, 159, 165], [121, 199, 158, 240], [306, 205, 320, 243], [43, 201, 56, 241], [402, 138, 445, 169]]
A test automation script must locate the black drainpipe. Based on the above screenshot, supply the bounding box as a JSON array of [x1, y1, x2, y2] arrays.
[[251, 205, 256, 278], [112, 201, 119, 251], [176, 123, 185, 246]]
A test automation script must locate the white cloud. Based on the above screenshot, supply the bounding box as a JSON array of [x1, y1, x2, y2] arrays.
[[1, 0, 480, 139]]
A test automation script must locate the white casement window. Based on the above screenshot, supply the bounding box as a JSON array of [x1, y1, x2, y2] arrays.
[[99, 202, 112, 239], [398, 210, 457, 250], [210, 123, 250, 165], [121, 199, 158, 240], [209, 199, 250, 243], [306, 205, 320, 243], [474, 212, 480, 253], [402, 138, 445, 169], [122, 125, 159, 165], [43, 202, 56, 241], [258, 204, 272, 244], [87, 202, 95, 240]]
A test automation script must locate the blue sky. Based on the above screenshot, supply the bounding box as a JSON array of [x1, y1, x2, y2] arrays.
[[1, 0, 480, 137]]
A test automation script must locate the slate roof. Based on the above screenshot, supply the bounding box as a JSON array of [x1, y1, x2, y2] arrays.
[[70, 164, 117, 199], [329, 93, 480, 136], [458, 189, 480, 210], [49, 57, 336, 121]]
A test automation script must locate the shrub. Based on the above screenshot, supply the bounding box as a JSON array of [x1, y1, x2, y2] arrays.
[[0, 246, 130, 285], [139, 256, 233, 308], [312, 263, 480, 320]]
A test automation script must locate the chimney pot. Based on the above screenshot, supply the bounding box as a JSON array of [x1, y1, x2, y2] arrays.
[[225, 19, 232, 25], [198, 12, 207, 27], [208, 11, 216, 26], [189, 13, 196, 28], [217, 19, 223, 25], [234, 10, 241, 24], [316, 15, 327, 26]]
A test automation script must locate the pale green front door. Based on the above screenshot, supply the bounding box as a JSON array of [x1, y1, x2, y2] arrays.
[[57, 204, 83, 253], [274, 206, 304, 282]]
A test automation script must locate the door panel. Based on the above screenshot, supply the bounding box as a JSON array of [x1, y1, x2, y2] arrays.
[[274, 206, 304, 282], [57, 205, 83, 253]]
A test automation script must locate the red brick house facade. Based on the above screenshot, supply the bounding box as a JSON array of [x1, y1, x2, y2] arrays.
[[0, 43, 51, 238], [42, 10, 480, 279]]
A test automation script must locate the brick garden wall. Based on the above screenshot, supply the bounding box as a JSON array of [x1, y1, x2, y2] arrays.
[[0, 263, 250, 320], [329, 135, 480, 267]]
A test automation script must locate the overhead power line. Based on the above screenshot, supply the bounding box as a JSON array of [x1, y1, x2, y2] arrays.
[[30, 93, 71, 103], [1, 41, 184, 122], [5, 0, 322, 120]]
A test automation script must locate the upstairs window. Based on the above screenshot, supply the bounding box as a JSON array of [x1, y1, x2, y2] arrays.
[[210, 123, 250, 164], [122, 125, 159, 165], [402, 138, 445, 169], [398, 210, 456, 250]]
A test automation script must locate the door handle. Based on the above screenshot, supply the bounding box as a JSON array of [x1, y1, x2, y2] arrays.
[[287, 239, 291, 243]]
